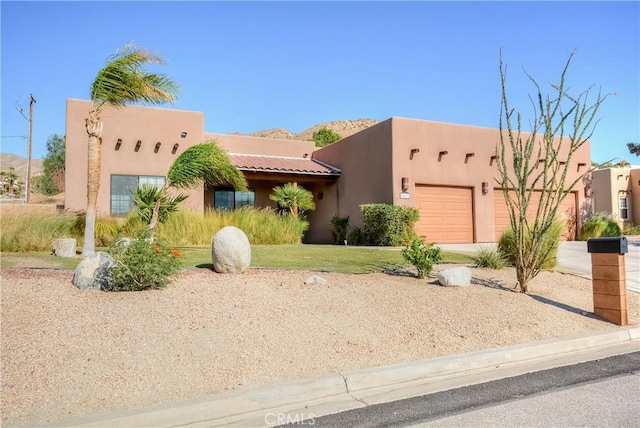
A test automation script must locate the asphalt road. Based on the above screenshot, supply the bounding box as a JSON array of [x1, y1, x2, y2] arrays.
[[297, 351, 640, 428]]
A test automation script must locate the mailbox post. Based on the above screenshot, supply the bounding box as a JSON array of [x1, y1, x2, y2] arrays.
[[587, 237, 628, 325]]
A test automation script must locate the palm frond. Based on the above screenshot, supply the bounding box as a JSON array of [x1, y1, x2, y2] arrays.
[[91, 43, 179, 107], [167, 141, 248, 191]]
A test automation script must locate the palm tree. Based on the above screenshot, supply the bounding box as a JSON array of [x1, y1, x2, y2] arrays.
[[148, 141, 248, 230], [82, 43, 178, 256], [269, 183, 316, 219]]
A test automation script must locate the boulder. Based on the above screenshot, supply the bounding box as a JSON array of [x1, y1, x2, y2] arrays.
[[72, 252, 116, 290], [211, 226, 251, 274], [305, 275, 327, 286], [438, 266, 472, 287], [53, 238, 77, 257]]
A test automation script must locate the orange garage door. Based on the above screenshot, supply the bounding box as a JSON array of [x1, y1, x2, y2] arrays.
[[494, 190, 577, 241], [415, 185, 474, 243]]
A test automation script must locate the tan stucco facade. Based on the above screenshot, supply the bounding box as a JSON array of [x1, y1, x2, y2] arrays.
[[65, 99, 591, 244], [591, 167, 640, 227]]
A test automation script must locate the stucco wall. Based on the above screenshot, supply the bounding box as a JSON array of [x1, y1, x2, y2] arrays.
[[65, 99, 206, 216], [631, 169, 640, 225], [592, 167, 638, 226], [312, 120, 394, 234]]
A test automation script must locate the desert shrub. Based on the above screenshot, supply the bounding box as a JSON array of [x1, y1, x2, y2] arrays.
[[580, 213, 622, 240], [71, 214, 121, 247], [498, 217, 565, 270], [156, 207, 308, 246], [622, 224, 640, 236], [348, 227, 364, 245], [401, 237, 442, 278], [472, 246, 506, 269], [361, 204, 419, 246], [107, 230, 181, 291], [0, 209, 76, 252], [330, 216, 350, 244]]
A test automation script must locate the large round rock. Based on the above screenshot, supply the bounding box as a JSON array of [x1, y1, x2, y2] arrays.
[[211, 226, 251, 274]]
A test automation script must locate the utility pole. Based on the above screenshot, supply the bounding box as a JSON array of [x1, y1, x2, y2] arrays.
[[15, 95, 36, 203]]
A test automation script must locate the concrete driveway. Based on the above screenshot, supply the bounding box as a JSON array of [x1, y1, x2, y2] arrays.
[[438, 241, 640, 293]]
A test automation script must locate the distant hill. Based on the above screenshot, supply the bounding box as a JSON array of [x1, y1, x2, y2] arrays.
[[0, 153, 43, 177], [248, 119, 378, 142]]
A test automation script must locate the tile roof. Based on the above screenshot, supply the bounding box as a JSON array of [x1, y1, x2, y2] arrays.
[[229, 154, 341, 176]]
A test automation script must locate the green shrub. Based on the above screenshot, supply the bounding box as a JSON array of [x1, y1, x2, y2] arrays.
[[107, 230, 181, 291], [348, 227, 364, 245], [580, 213, 622, 240], [361, 204, 419, 246], [312, 128, 341, 147], [330, 216, 350, 244], [401, 237, 442, 278], [132, 184, 187, 224], [498, 218, 565, 270], [472, 246, 506, 269]]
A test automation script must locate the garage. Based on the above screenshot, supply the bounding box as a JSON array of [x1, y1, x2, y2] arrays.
[[493, 190, 577, 241], [415, 185, 474, 243]]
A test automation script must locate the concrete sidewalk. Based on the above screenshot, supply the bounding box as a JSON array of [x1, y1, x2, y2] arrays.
[[42, 326, 640, 428]]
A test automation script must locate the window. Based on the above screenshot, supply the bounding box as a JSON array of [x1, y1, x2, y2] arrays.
[[111, 175, 165, 216], [214, 188, 255, 210], [619, 195, 629, 220]]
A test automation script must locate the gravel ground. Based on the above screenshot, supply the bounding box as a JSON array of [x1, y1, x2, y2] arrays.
[[1, 265, 638, 426]]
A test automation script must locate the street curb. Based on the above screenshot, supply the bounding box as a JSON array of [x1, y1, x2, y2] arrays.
[[40, 325, 639, 428]]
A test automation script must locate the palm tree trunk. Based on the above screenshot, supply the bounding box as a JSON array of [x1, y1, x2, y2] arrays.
[[83, 108, 103, 256]]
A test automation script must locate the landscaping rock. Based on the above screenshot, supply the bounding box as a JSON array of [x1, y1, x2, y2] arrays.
[[438, 266, 472, 287], [211, 226, 251, 274], [72, 252, 116, 290], [304, 275, 327, 286], [52, 238, 76, 257]]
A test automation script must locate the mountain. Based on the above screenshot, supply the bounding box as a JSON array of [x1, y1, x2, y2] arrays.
[[248, 119, 378, 142], [0, 153, 44, 177]]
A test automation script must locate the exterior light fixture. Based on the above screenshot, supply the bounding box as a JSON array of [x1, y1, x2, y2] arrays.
[[401, 177, 409, 192], [181, 132, 187, 138], [482, 182, 489, 195], [584, 187, 592, 198], [318, 191, 323, 200]]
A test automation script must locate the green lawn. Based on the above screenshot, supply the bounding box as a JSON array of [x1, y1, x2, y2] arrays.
[[0, 245, 473, 274]]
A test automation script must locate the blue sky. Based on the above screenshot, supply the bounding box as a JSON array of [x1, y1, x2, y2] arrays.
[[1, 1, 638, 164]]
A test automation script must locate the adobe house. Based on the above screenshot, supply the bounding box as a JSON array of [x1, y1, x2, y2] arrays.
[[591, 167, 640, 227], [65, 99, 591, 244]]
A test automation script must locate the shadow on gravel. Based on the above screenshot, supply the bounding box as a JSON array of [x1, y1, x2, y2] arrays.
[[471, 277, 516, 292], [529, 294, 598, 319]]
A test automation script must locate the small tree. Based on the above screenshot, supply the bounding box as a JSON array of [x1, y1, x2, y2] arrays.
[[497, 51, 607, 293], [312, 128, 341, 147], [269, 183, 315, 219], [149, 141, 247, 230], [82, 43, 179, 256], [37, 134, 66, 195], [627, 142, 639, 157]]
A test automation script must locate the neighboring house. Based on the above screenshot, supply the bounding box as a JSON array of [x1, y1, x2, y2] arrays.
[[65, 99, 591, 244], [591, 167, 640, 227]]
